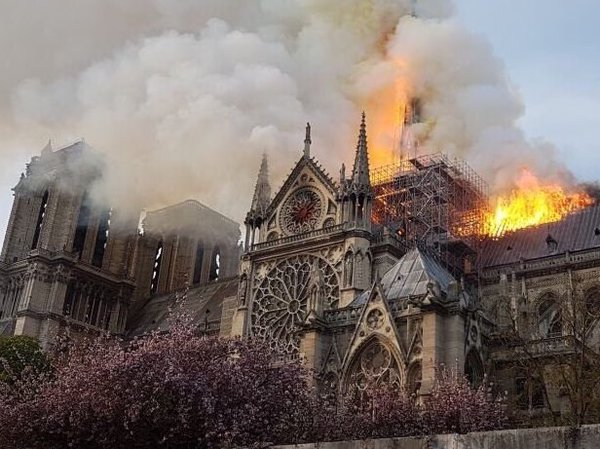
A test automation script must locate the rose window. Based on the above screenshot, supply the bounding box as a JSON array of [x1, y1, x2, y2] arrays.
[[251, 255, 339, 354], [366, 309, 384, 330], [280, 188, 323, 235]]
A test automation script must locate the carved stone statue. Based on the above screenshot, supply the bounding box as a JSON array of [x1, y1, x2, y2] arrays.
[[238, 273, 248, 306], [344, 252, 354, 287], [308, 261, 324, 315]]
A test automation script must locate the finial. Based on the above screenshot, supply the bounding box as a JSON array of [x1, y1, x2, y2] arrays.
[[351, 111, 371, 190], [303, 122, 311, 157], [359, 112, 367, 139]]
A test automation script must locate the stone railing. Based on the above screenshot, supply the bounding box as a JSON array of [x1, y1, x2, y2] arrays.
[[490, 334, 575, 362], [251, 223, 347, 251], [324, 296, 422, 326], [325, 306, 362, 325], [481, 247, 600, 279], [371, 230, 408, 252]]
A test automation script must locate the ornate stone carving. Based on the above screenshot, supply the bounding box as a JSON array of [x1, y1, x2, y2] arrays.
[[366, 309, 384, 330], [280, 188, 323, 235], [346, 339, 401, 393], [251, 255, 339, 354]]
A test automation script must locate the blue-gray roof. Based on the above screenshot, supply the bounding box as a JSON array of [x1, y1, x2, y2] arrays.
[[350, 248, 457, 306]]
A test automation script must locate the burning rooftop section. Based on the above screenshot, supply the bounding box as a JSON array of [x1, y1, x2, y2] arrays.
[[371, 153, 488, 276], [370, 152, 595, 246], [482, 169, 595, 239]]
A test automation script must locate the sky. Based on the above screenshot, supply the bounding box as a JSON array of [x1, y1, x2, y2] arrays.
[[0, 0, 599, 246], [454, 0, 600, 182]]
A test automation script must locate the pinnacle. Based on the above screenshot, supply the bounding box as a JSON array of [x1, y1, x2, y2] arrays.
[[247, 154, 271, 223], [351, 112, 371, 191], [303, 122, 312, 157]]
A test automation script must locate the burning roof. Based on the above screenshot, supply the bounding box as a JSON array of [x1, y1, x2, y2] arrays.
[[478, 204, 600, 268]]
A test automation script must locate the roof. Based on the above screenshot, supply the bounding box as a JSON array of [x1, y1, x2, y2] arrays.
[[479, 205, 600, 268], [143, 199, 241, 240], [126, 277, 238, 336], [351, 248, 457, 306], [265, 155, 337, 217]]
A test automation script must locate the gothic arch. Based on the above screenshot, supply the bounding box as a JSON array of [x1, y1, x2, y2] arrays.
[[342, 335, 403, 395], [464, 349, 485, 387], [406, 361, 422, 395], [535, 291, 562, 338], [583, 285, 600, 323]]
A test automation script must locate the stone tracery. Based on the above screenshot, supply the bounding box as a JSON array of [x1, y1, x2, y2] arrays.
[[280, 188, 323, 235], [251, 255, 339, 354], [346, 338, 401, 394]]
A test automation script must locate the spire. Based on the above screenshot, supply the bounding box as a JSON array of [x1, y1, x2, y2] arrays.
[[398, 98, 420, 159], [303, 122, 311, 157], [246, 154, 271, 225], [41, 139, 52, 156], [351, 112, 371, 191]]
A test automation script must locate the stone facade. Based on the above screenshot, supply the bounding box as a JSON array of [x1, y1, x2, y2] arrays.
[[2, 118, 600, 417], [0, 141, 240, 346], [223, 117, 480, 398]]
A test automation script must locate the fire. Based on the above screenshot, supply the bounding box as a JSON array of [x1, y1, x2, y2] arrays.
[[365, 61, 411, 167], [483, 169, 594, 237]]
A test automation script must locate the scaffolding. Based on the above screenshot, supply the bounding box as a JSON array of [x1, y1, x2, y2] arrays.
[[371, 153, 488, 276]]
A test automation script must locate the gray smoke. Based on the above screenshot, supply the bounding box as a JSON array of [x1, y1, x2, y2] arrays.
[[0, 0, 580, 232]]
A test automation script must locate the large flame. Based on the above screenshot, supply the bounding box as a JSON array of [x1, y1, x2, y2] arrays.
[[365, 61, 411, 167], [483, 169, 593, 238]]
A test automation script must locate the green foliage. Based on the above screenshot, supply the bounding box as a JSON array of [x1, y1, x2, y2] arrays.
[[0, 336, 50, 384]]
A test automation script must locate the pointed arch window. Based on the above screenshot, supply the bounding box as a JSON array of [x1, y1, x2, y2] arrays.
[[150, 241, 163, 294], [209, 246, 220, 281], [31, 190, 49, 249], [345, 338, 401, 399], [464, 350, 484, 387], [72, 193, 91, 256], [516, 373, 545, 410], [63, 281, 77, 316], [537, 294, 562, 338], [584, 287, 600, 326], [192, 242, 204, 285], [92, 208, 111, 268]]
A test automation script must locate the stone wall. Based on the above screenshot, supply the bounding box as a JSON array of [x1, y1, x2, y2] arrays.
[[273, 425, 600, 449]]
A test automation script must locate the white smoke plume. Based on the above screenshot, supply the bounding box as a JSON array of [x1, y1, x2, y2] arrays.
[[0, 0, 577, 231]]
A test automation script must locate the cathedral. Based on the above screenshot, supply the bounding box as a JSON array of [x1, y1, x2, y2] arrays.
[[1, 113, 600, 418]]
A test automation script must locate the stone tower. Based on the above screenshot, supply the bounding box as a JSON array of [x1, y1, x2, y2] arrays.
[[131, 200, 241, 307], [0, 141, 136, 345]]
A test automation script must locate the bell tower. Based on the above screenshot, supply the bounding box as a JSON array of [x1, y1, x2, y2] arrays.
[[0, 141, 136, 345]]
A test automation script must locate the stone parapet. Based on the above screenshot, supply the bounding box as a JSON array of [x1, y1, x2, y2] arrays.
[[273, 424, 600, 449]]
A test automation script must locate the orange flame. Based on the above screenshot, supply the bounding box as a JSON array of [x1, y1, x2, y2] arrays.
[[483, 169, 594, 237]]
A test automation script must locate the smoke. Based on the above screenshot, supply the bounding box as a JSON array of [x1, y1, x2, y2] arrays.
[[581, 182, 600, 204], [0, 0, 581, 229]]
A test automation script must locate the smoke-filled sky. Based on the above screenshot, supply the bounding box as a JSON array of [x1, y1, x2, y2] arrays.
[[0, 0, 599, 244]]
